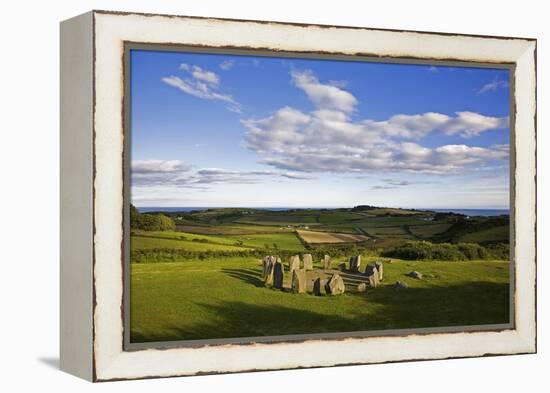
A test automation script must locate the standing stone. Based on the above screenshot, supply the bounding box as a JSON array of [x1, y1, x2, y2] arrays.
[[375, 261, 384, 281], [325, 274, 345, 295], [291, 269, 307, 293], [338, 262, 347, 272], [303, 254, 313, 270], [357, 282, 367, 293], [364, 263, 378, 277], [263, 256, 275, 286], [365, 264, 380, 288], [313, 278, 325, 296], [289, 255, 300, 273], [273, 259, 285, 289], [323, 255, 332, 270], [368, 273, 380, 288], [349, 255, 361, 272]]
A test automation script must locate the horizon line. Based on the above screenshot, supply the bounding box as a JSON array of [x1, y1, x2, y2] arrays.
[[134, 205, 510, 210]]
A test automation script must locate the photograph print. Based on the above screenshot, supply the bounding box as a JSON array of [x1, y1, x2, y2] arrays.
[[127, 47, 512, 345]]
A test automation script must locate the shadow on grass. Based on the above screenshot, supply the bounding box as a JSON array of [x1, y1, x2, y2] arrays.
[[221, 267, 264, 287], [130, 280, 510, 343], [132, 301, 355, 342]]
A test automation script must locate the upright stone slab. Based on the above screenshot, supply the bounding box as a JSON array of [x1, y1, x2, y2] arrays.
[[291, 269, 307, 293], [263, 256, 275, 286], [349, 255, 361, 272], [338, 262, 347, 272], [367, 271, 380, 288], [325, 273, 345, 295], [365, 263, 378, 277], [375, 261, 384, 281], [289, 255, 300, 273], [273, 259, 285, 289], [323, 254, 331, 270], [303, 254, 313, 270], [313, 278, 323, 296]]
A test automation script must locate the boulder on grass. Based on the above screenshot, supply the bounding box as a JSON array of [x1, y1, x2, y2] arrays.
[[395, 281, 409, 290], [303, 254, 313, 270], [291, 269, 307, 294], [325, 274, 345, 295], [289, 255, 300, 273], [323, 255, 332, 270], [407, 271, 423, 280], [357, 282, 367, 293]]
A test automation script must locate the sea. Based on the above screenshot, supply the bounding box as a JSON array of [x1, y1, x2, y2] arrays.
[[137, 206, 509, 217], [427, 208, 509, 217]]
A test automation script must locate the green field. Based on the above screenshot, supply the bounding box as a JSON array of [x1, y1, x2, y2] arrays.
[[130, 206, 510, 343], [131, 235, 249, 251], [132, 230, 305, 252], [458, 225, 509, 243], [130, 256, 510, 342]]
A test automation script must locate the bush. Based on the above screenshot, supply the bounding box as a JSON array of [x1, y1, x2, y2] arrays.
[[381, 241, 508, 261]]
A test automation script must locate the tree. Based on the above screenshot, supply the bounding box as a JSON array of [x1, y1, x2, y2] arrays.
[[130, 204, 175, 231]]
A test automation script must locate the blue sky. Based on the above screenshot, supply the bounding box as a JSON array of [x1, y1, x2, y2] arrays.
[[130, 49, 510, 209]]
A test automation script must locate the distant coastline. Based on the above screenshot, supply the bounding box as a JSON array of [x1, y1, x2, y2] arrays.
[[136, 206, 509, 217]]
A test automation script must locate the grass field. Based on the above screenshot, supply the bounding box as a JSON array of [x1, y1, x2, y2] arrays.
[[131, 235, 249, 251], [298, 230, 369, 244], [130, 256, 510, 342], [130, 206, 510, 343], [458, 225, 509, 243]]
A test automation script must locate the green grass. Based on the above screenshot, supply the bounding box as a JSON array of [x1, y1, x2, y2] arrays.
[[225, 233, 305, 251], [408, 223, 453, 238], [235, 214, 319, 225], [131, 236, 250, 251], [131, 230, 305, 252], [458, 225, 510, 243], [130, 256, 510, 343], [176, 224, 293, 235]]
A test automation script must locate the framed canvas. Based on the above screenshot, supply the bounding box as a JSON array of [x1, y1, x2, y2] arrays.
[[60, 10, 537, 382]]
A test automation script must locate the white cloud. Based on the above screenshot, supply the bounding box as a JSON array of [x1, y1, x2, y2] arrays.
[[131, 160, 315, 188], [242, 69, 509, 175], [220, 60, 235, 71], [364, 112, 450, 139], [162, 64, 241, 113], [443, 111, 509, 138], [132, 160, 190, 174], [477, 79, 509, 94], [291, 69, 358, 113], [428, 66, 439, 72]]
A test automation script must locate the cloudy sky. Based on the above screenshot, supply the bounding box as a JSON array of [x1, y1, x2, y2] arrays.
[[130, 50, 510, 209]]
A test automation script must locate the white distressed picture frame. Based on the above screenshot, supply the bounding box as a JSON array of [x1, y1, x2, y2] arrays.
[[60, 10, 536, 382]]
